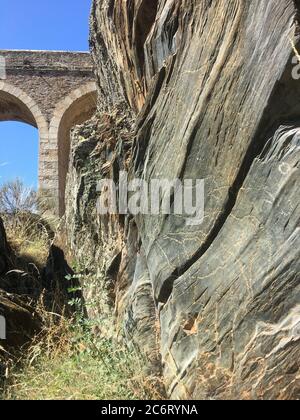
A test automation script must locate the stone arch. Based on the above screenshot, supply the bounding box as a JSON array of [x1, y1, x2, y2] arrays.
[[49, 82, 97, 215], [0, 81, 50, 194], [0, 80, 48, 138]]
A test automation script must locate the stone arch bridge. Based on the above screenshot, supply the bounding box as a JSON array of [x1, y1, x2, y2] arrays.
[[0, 50, 97, 215]]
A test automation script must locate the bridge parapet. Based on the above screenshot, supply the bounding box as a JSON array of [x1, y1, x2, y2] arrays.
[[0, 50, 94, 73]]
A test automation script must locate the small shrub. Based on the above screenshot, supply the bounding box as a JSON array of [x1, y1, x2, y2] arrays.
[[0, 179, 37, 215], [2, 308, 165, 400], [0, 180, 54, 268]]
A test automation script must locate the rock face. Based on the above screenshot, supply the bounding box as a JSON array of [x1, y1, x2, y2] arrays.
[[0, 219, 41, 356], [65, 0, 300, 399], [0, 219, 10, 276]]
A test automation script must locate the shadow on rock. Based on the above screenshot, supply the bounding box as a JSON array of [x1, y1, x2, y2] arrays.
[[43, 245, 86, 317]]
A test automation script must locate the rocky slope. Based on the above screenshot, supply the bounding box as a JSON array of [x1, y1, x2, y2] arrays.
[[64, 0, 300, 399]]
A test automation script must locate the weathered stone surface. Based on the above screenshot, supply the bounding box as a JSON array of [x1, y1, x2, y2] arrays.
[[64, 0, 300, 399], [0, 50, 95, 122]]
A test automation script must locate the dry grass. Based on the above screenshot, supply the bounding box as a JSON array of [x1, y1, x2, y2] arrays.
[[0, 180, 58, 268], [0, 215, 165, 400], [2, 212, 52, 268], [2, 306, 165, 400], [0, 181, 165, 400]]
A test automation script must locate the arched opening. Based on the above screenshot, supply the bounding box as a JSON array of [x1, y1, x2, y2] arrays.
[[0, 89, 37, 127], [0, 121, 39, 187], [0, 86, 41, 189], [49, 83, 97, 216], [0, 82, 97, 216], [0, 83, 58, 210]]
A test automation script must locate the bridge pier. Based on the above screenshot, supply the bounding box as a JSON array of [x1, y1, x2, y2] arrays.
[[39, 128, 60, 212]]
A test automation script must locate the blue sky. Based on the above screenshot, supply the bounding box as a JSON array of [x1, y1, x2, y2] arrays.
[[0, 0, 91, 188]]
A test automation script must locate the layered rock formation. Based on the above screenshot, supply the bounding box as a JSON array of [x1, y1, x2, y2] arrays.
[[64, 0, 300, 399]]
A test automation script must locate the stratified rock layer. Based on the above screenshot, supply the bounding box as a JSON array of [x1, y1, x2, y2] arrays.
[[65, 0, 300, 399]]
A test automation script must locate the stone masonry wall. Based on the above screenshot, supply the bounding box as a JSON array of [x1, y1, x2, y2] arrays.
[[0, 50, 94, 122]]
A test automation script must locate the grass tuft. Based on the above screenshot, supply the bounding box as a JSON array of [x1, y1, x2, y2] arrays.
[[2, 306, 164, 400]]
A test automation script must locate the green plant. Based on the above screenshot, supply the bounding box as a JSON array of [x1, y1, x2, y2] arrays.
[[0, 260, 165, 400], [2, 307, 164, 400]]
